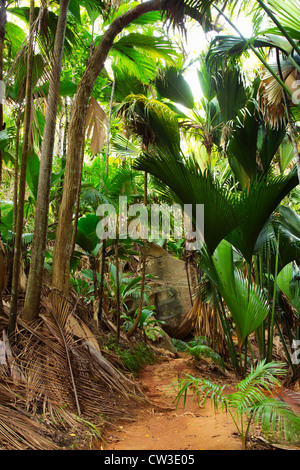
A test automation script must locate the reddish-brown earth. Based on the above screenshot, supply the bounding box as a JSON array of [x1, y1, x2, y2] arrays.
[[103, 355, 244, 451]]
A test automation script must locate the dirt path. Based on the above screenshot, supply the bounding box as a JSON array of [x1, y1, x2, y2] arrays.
[[103, 354, 243, 451]]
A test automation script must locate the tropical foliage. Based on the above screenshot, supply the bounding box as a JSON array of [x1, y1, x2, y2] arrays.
[[0, 0, 299, 451]]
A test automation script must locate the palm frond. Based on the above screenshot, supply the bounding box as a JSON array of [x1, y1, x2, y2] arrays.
[[252, 397, 300, 444], [262, 0, 300, 42], [110, 134, 142, 160], [0, 291, 144, 449], [134, 150, 241, 253], [120, 94, 181, 152], [155, 65, 194, 109], [162, 0, 225, 32], [205, 240, 269, 347], [175, 360, 300, 447], [226, 169, 299, 263]]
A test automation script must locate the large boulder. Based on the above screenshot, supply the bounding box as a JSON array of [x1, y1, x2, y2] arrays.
[[145, 244, 196, 339]]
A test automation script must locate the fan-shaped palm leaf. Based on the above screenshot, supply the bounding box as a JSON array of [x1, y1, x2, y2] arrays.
[[110, 134, 142, 160], [76, 213, 100, 255], [273, 205, 300, 272], [207, 239, 269, 347], [226, 169, 298, 263], [155, 65, 194, 109], [211, 64, 249, 125], [277, 261, 300, 314], [134, 149, 241, 253]]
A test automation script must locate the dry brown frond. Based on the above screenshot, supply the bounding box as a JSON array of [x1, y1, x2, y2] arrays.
[[187, 294, 227, 355], [85, 97, 107, 156], [259, 66, 300, 129], [0, 290, 144, 449]]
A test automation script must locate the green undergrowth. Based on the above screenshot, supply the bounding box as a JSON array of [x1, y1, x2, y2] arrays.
[[172, 336, 225, 370], [117, 343, 156, 376]]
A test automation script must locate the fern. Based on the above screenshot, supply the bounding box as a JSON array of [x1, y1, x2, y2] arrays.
[[175, 360, 300, 449]]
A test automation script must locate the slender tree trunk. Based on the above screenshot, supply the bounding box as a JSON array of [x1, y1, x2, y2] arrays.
[[62, 97, 70, 161], [8, 0, 35, 336], [13, 109, 21, 233], [185, 251, 194, 308], [97, 239, 106, 323], [115, 232, 120, 343], [52, 0, 161, 293], [127, 172, 148, 338], [0, 0, 6, 191], [22, 0, 70, 323], [91, 255, 98, 301], [70, 141, 85, 261], [105, 75, 116, 177]]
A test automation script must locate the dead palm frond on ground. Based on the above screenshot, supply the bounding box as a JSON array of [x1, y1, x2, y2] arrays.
[[0, 289, 144, 450]]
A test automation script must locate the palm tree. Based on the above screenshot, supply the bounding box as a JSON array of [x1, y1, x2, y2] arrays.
[[21, 0, 71, 325], [0, 0, 7, 189], [127, 56, 298, 371], [206, 0, 300, 182], [8, 0, 35, 336], [51, 0, 232, 293]]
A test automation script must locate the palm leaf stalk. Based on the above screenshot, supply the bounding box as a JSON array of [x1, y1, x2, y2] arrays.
[[106, 73, 116, 177], [115, 228, 121, 343], [253, 254, 266, 358], [267, 233, 280, 362], [198, 245, 241, 374], [97, 239, 106, 324]]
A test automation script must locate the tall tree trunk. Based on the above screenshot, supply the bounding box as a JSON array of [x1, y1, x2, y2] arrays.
[[22, 0, 70, 323], [55, 98, 69, 224], [105, 75, 116, 177], [0, 0, 6, 191], [13, 108, 21, 233], [8, 0, 35, 336], [62, 97, 69, 160], [115, 231, 120, 343], [69, 141, 85, 261], [52, 0, 161, 293], [127, 172, 148, 338], [97, 239, 106, 324]]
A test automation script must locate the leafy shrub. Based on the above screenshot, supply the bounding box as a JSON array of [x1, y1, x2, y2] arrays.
[[172, 336, 225, 370], [118, 343, 155, 376]]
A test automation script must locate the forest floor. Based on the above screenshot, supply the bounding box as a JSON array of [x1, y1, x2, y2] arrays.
[[100, 353, 271, 451]]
